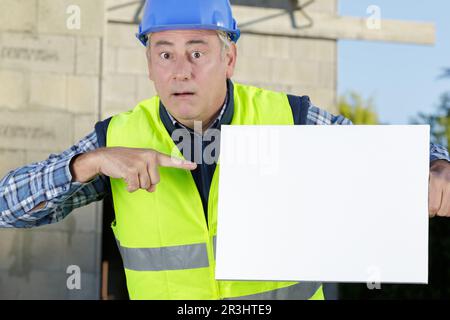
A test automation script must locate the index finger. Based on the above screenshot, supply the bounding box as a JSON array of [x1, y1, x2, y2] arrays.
[[156, 152, 197, 170]]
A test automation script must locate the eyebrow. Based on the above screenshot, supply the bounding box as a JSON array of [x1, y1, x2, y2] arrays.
[[153, 39, 209, 47], [154, 40, 174, 47], [186, 39, 208, 46]]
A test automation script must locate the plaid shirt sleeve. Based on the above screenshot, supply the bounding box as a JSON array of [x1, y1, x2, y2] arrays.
[[307, 104, 450, 163], [0, 131, 107, 228]]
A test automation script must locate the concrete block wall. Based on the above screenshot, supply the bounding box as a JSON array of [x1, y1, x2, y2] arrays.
[[103, 0, 338, 117], [103, 22, 156, 119], [0, 0, 339, 299], [231, 0, 338, 112], [234, 34, 337, 112], [0, 0, 104, 299]]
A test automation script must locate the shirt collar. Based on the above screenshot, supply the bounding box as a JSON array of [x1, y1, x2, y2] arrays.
[[159, 79, 235, 137], [166, 94, 228, 130]]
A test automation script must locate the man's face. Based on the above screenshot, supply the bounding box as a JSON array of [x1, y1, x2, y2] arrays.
[[147, 29, 237, 126]]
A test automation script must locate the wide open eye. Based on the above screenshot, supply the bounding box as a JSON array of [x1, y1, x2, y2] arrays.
[[160, 52, 171, 60], [191, 51, 203, 59]]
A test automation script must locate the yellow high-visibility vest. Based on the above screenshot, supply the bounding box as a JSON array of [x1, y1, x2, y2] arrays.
[[106, 82, 324, 300]]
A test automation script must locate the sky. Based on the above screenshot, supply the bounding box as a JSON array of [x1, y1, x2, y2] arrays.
[[338, 0, 450, 124]]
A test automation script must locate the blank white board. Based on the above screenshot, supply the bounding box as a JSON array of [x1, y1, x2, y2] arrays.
[[215, 125, 429, 284]]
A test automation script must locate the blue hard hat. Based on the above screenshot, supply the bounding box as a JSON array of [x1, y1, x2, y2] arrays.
[[136, 0, 241, 46]]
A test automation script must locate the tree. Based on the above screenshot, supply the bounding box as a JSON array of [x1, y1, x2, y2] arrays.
[[438, 68, 450, 80], [411, 69, 450, 148], [338, 92, 379, 124]]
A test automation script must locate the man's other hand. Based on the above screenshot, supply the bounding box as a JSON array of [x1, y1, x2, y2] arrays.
[[429, 159, 450, 217]]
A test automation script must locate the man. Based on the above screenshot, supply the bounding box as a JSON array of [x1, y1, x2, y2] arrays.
[[1, 0, 449, 299]]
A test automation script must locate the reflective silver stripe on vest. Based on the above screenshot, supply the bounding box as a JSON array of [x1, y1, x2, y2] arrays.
[[224, 282, 322, 300], [116, 239, 209, 271]]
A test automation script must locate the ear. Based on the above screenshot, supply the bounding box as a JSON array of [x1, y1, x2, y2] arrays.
[[225, 43, 238, 79]]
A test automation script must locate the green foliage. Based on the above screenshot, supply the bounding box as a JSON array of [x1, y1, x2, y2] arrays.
[[411, 92, 450, 148], [338, 92, 379, 125]]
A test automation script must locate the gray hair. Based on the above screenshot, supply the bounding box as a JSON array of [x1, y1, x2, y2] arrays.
[[216, 30, 232, 55], [146, 30, 233, 58]]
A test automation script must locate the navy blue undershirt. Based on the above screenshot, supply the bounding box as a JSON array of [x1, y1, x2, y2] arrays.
[[159, 80, 234, 217]]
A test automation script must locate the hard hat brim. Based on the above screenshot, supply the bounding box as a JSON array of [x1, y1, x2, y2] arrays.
[[136, 24, 241, 46]]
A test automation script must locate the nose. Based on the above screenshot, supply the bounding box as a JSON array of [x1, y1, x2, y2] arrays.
[[173, 56, 192, 81]]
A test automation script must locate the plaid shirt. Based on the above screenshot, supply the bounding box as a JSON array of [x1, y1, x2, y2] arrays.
[[0, 105, 449, 228]]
